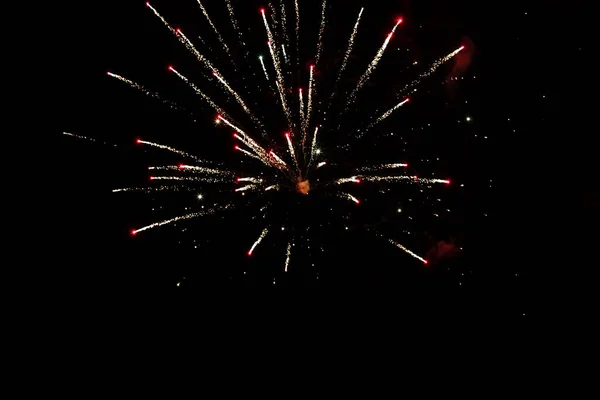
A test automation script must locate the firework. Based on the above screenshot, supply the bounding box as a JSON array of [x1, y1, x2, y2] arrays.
[[65, 1, 465, 280]]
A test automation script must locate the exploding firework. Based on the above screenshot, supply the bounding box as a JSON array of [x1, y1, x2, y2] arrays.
[[64, 1, 466, 275]]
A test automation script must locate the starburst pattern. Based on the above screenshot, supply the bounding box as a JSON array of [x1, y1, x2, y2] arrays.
[[63, 0, 466, 273]]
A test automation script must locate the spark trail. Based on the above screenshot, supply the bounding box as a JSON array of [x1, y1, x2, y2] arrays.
[[137, 139, 204, 162], [285, 132, 299, 172], [259, 55, 269, 80], [346, 18, 403, 108], [315, 0, 327, 66], [62, 132, 117, 147], [224, 0, 239, 32], [132, 204, 231, 235], [303, 65, 315, 138], [112, 186, 197, 193], [279, 0, 290, 50], [387, 237, 427, 264], [169, 66, 228, 117], [294, 0, 300, 69], [284, 241, 292, 272], [358, 163, 407, 172], [150, 176, 224, 183], [308, 126, 319, 168], [106, 72, 181, 110], [332, 7, 363, 94], [248, 227, 269, 255], [365, 98, 410, 132], [396, 46, 465, 99], [195, 0, 235, 63]]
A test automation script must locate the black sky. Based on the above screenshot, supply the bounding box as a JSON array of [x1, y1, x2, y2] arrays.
[[49, 0, 591, 319]]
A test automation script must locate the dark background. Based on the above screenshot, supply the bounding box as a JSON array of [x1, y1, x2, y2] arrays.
[[50, 0, 589, 319]]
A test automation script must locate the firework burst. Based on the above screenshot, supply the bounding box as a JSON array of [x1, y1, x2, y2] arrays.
[[64, 1, 466, 275]]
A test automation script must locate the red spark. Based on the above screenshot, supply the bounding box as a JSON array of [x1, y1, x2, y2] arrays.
[[131, 229, 137, 236]]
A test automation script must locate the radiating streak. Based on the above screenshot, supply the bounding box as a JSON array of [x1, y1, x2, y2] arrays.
[[336, 176, 360, 184], [62, 132, 117, 147], [285, 132, 299, 171], [175, 29, 218, 73], [195, 0, 234, 62], [332, 8, 363, 93], [364, 98, 410, 132], [315, 0, 327, 65], [213, 71, 251, 114], [224, 0, 239, 31], [396, 46, 465, 99], [259, 55, 269, 80], [361, 175, 450, 185], [387, 237, 427, 263], [303, 65, 315, 137], [237, 177, 264, 183], [146, 3, 219, 77], [179, 165, 233, 176], [217, 116, 258, 150], [265, 185, 280, 191], [308, 126, 320, 167], [269, 150, 288, 168], [279, 0, 290, 51], [317, 161, 327, 168], [282, 44, 288, 63], [340, 192, 360, 204], [150, 176, 223, 183], [346, 18, 403, 107], [169, 67, 228, 117], [137, 139, 203, 162], [294, 0, 300, 69], [235, 184, 258, 192], [112, 186, 195, 193], [106, 72, 181, 110], [146, 2, 176, 34], [132, 204, 231, 235], [235, 145, 262, 161], [248, 227, 269, 255], [358, 163, 407, 172], [284, 241, 292, 272], [267, 40, 292, 131], [299, 88, 306, 139]]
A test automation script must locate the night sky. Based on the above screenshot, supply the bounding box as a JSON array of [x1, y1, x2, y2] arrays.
[[51, 0, 589, 319]]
